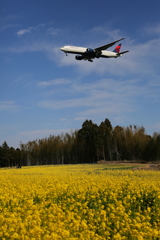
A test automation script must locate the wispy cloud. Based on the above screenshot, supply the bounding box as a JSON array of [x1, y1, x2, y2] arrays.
[[0, 15, 21, 30], [57, 37, 160, 77], [37, 74, 160, 122], [1, 23, 20, 30], [2, 22, 160, 79], [74, 117, 86, 121], [0, 101, 19, 111], [47, 27, 62, 36], [2, 42, 53, 54], [38, 78, 71, 87], [16, 24, 46, 36], [15, 23, 62, 38], [17, 28, 31, 36], [86, 26, 123, 42], [145, 23, 160, 35], [37, 79, 138, 116]]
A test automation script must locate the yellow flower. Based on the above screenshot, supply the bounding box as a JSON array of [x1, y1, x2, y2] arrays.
[[0, 165, 159, 239]]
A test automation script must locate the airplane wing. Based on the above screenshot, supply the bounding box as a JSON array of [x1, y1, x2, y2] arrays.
[[94, 38, 125, 52]]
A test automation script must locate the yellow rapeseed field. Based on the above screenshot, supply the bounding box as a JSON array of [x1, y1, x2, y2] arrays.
[[0, 164, 160, 240]]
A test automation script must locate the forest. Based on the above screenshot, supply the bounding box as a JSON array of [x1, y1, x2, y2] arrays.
[[0, 118, 160, 167]]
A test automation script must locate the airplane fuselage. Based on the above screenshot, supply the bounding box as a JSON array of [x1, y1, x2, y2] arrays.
[[60, 38, 129, 62], [60, 46, 119, 59]]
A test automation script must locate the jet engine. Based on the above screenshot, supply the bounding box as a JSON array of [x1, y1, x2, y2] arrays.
[[86, 48, 95, 53], [75, 55, 83, 60]]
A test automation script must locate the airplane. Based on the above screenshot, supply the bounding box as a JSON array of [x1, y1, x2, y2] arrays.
[[60, 38, 129, 62]]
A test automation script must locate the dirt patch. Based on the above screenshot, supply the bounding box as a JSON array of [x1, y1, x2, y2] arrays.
[[132, 164, 160, 171], [97, 160, 146, 165], [97, 160, 160, 171]]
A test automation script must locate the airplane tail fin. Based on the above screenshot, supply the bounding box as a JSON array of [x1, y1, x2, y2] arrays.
[[113, 43, 122, 53]]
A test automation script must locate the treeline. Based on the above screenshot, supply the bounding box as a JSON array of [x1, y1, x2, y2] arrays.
[[0, 118, 160, 167], [0, 141, 22, 168]]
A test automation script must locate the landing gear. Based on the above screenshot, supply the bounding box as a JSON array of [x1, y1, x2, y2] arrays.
[[88, 59, 93, 62]]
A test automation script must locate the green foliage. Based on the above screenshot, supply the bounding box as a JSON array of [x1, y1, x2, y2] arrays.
[[0, 119, 160, 167], [78, 120, 98, 163], [0, 142, 22, 167]]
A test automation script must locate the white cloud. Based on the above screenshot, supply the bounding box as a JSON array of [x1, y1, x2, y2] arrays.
[[16, 29, 31, 36], [2, 23, 159, 80], [1, 23, 160, 105], [74, 117, 86, 121], [148, 79, 160, 87], [57, 37, 160, 77], [47, 27, 61, 36], [37, 79, 139, 118], [37, 74, 160, 122], [16, 24, 46, 36], [0, 15, 21, 30], [38, 78, 71, 87], [1, 42, 51, 53], [38, 97, 90, 109], [145, 23, 160, 35], [1, 23, 20, 30], [0, 101, 18, 111], [86, 26, 122, 42]]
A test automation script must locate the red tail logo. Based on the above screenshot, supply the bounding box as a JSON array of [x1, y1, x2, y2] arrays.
[[113, 44, 122, 53]]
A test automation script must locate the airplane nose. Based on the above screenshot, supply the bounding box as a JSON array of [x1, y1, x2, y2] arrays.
[[60, 47, 64, 51]]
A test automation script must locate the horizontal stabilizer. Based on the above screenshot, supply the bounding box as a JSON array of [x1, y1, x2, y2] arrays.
[[118, 50, 129, 55]]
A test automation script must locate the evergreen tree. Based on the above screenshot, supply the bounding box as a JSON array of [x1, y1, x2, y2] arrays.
[[97, 119, 112, 161], [1, 141, 10, 167], [78, 120, 98, 163]]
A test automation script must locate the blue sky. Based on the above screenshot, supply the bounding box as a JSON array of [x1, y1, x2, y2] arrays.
[[0, 0, 160, 148]]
